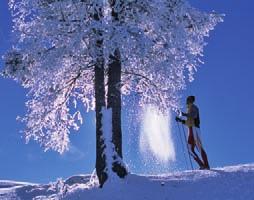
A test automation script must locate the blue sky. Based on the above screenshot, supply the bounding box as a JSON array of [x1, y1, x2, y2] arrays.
[[0, 1, 254, 183]]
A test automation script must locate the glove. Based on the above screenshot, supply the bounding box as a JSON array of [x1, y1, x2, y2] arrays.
[[181, 112, 187, 117], [175, 117, 185, 124], [175, 116, 182, 122]]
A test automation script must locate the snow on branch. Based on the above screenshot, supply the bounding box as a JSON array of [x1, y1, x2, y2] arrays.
[[3, 0, 223, 153]]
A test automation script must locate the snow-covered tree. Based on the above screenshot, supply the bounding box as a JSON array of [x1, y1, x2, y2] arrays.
[[2, 0, 222, 186]]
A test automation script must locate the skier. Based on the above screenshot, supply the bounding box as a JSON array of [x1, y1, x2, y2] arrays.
[[176, 96, 210, 170]]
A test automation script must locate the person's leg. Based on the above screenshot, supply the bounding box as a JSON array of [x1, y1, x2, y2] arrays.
[[188, 127, 204, 168], [194, 128, 210, 169], [190, 145, 205, 168], [200, 148, 210, 169]]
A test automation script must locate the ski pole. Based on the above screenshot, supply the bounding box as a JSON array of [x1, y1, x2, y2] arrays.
[[176, 121, 189, 169], [181, 124, 194, 170]]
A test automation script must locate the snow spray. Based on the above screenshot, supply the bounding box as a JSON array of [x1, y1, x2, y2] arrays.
[[139, 105, 176, 165]]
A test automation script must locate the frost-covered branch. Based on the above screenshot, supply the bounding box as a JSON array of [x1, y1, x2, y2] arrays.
[[3, 0, 223, 153]]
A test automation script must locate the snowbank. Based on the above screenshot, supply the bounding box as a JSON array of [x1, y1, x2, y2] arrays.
[[0, 164, 253, 200]]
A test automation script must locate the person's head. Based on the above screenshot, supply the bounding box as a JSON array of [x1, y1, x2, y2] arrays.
[[186, 95, 195, 105]]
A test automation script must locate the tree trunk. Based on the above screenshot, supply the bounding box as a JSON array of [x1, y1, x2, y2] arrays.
[[93, 6, 107, 187], [107, 49, 127, 178], [94, 58, 107, 187], [93, 1, 127, 187], [108, 49, 122, 157], [107, 0, 127, 178]]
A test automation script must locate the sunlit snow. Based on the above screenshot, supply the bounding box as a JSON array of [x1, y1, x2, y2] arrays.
[[1, 164, 254, 200]]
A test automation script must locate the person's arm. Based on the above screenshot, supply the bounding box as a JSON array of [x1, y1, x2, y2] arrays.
[[182, 106, 198, 119], [175, 116, 185, 124]]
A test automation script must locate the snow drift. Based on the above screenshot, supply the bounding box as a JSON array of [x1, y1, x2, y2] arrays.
[[0, 164, 253, 200]]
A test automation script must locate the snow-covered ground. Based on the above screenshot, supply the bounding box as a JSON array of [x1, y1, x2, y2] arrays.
[[0, 164, 253, 200]]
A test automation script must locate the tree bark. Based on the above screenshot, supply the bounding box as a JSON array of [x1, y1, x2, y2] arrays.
[[93, 6, 107, 187], [107, 49, 127, 178], [94, 58, 107, 187], [107, 0, 127, 178], [107, 49, 122, 157]]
